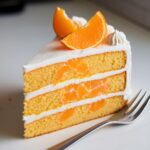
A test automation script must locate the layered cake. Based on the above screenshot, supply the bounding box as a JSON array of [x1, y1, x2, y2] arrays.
[[23, 7, 131, 138]]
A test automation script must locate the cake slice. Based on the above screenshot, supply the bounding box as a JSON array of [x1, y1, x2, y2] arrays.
[[23, 8, 131, 138]]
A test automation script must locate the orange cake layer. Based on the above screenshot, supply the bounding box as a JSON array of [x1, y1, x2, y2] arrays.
[[24, 72, 126, 116], [24, 96, 126, 138], [24, 51, 126, 93]]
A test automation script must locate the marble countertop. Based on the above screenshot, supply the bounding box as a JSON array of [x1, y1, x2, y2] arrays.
[[0, 0, 150, 149]]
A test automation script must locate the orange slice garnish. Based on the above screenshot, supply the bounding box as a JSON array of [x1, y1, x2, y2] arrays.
[[53, 7, 78, 38], [62, 11, 107, 49]]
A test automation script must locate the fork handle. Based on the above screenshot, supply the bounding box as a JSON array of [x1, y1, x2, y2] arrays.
[[49, 120, 110, 150]]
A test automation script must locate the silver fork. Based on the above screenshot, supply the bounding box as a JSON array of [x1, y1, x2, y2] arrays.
[[48, 90, 150, 150]]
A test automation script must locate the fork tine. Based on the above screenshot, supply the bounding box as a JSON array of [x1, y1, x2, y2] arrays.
[[132, 95, 150, 119], [127, 89, 142, 107], [125, 91, 147, 115]]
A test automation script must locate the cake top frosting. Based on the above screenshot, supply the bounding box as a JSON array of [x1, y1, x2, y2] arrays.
[[24, 7, 130, 72]]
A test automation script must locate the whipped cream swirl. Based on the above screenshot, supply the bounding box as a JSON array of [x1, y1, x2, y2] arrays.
[[107, 25, 115, 34], [108, 30, 129, 45]]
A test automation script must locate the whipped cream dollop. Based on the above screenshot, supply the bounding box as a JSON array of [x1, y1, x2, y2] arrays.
[[107, 25, 115, 35], [107, 30, 129, 45], [72, 16, 87, 27]]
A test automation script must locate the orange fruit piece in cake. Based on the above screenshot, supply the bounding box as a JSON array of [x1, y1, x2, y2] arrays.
[[59, 108, 75, 122], [67, 58, 89, 73], [76, 62, 89, 73], [54, 65, 69, 83], [63, 84, 78, 103], [62, 11, 107, 49], [53, 7, 78, 38], [92, 80, 102, 88], [90, 88, 101, 97], [64, 90, 77, 102], [90, 100, 106, 112], [77, 84, 88, 98], [67, 58, 79, 68]]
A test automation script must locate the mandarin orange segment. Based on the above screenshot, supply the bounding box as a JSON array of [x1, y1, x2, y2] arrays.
[[53, 7, 78, 38], [67, 58, 80, 68], [90, 80, 100, 89], [76, 84, 88, 98], [76, 62, 89, 73], [66, 84, 77, 91], [54, 58, 89, 83], [85, 81, 92, 90], [64, 91, 77, 102], [59, 108, 75, 122], [54, 65, 69, 82], [85, 80, 99, 90], [90, 88, 101, 97], [89, 100, 106, 112], [63, 84, 78, 103], [67, 58, 89, 73], [62, 11, 107, 49]]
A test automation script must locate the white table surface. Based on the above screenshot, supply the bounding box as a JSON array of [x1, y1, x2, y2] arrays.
[[0, 0, 150, 150]]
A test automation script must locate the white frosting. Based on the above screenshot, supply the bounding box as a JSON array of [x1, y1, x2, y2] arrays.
[[107, 24, 115, 34], [24, 91, 125, 124], [25, 68, 126, 100], [108, 30, 130, 46], [72, 16, 87, 27]]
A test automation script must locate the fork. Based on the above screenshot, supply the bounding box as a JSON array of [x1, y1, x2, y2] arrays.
[[48, 90, 150, 150]]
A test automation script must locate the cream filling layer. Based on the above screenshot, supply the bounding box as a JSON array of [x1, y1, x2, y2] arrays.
[[24, 91, 125, 124], [25, 68, 126, 100]]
